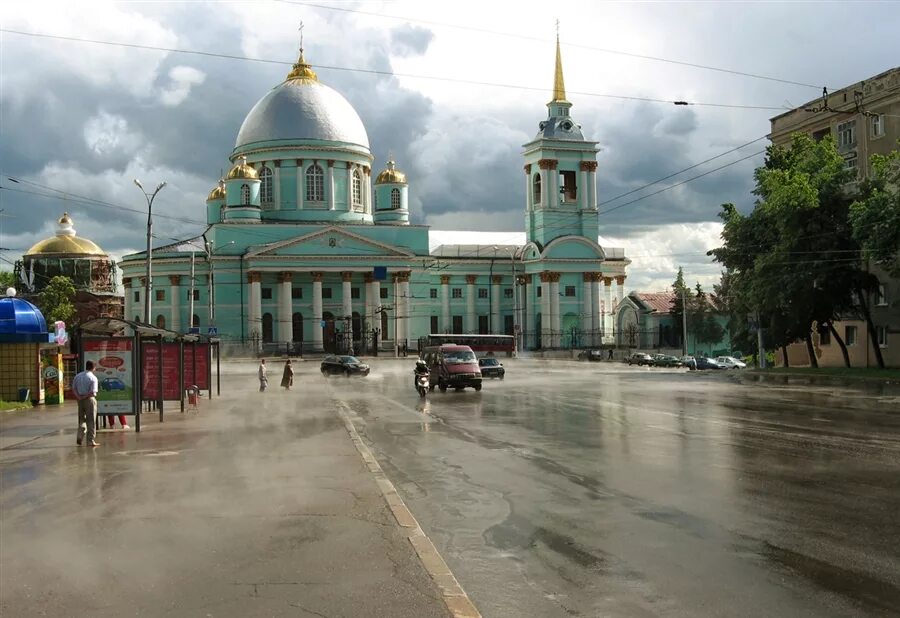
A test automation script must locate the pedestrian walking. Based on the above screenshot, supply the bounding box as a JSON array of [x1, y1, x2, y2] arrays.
[[107, 414, 130, 430], [281, 359, 294, 390], [258, 358, 268, 392], [72, 360, 100, 447]]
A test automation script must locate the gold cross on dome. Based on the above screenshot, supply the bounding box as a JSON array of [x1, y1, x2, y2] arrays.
[[298, 21, 305, 51]]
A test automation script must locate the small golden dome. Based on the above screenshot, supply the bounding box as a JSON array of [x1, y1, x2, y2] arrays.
[[207, 180, 226, 201], [286, 49, 318, 83], [226, 156, 258, 180], [375, 160, 407, 185], [26, 213, 106, 256]]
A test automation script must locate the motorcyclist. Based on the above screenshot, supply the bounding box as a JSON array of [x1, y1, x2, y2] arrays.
[[413, 359, 430, 388]]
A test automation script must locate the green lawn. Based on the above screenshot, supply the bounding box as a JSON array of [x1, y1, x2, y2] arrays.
[[0, 400, 33, 412], [751, 367, 900, 381]]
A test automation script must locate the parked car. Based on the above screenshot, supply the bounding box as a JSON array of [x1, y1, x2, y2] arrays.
[[100, 377, 127, 391], [422, 344, 483, 392], [652, 354, 682, 367], [716, 356, 747, 369], [321, 355, 370, 377], [695, 357, 724, 370], [680, 355, 697, 370], [627, 353, 655, 366], [578, 349, 604, 362], [478, 357, 505, 379]]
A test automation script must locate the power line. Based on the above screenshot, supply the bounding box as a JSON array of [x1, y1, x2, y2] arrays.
[[0, 28, 790, 112], [277, 0, 823, 90]]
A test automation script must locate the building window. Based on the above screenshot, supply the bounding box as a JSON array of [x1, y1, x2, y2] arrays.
[[260, 166, 273, 204], [292, 287, 302, 299], [452, 288, 462, 299], [192, 314, 200, 327], [306, 164, 324, 201], [819, 325, 831, 345], [430, 316, 439, 333], [351, 287, 360, 299], [262, 313, 273, 343], [504, 314, 514, 335], [261, 287, 272, 300], [504, 288, 513, 299], [352, 169, 362, 205], [844, 153, 858, 176], [837, 120, 856, 147], [380, 287, 388, 299], [564, 285, 576, 297], [845, 325, 858, 346], [155, 315, 166, 329], [536, 286, 542, 297], [872, 114, 885, 138], [390, 188, 401, 209], [811, 128, 830, 142], [533, 174, 541, 204], [478, 288, 488, 299], [134, 291, 140, 303], [155, 289, 165, 302], [240, 184, 251, 205], [559, 170, 577, 202], [876, 284, 887, 306], [429, 288, 438, 299], [877, 325, 888, 347], [478, 315, 489, 334], [452, 315, 463, 332], [187, 289, 200, 301], [322, 287, 332, 299]]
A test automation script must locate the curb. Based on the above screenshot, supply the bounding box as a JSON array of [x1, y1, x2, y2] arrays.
[[337, 404, 481, 618]]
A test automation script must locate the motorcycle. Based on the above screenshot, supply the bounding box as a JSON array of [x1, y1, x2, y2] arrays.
[[415, 372, 430, 398]]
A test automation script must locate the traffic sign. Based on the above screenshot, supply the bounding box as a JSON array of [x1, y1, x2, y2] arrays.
[[320, 320, 326, 328], [188, 327, 200, 334], [207, 327, 218, 336]]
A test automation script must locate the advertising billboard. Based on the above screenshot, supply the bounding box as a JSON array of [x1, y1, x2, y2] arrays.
[[82, 338, 134, 415]]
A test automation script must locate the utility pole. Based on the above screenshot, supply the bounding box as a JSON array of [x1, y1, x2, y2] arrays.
[[189, 251, 196, 332], [134, 179, 166, 323], [681, 287, 688, 357], [756, 310, 766, 368]]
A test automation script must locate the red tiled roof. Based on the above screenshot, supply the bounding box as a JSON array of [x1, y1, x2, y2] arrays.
[[632, 291, 717, 314]]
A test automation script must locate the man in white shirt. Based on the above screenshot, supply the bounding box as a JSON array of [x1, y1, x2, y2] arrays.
[[72, 360, 100, 447]]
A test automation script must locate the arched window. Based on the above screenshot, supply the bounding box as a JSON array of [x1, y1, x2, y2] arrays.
[[259, 166, 273, 204], [292, 313, 303, 342], [192, 314, 200, 328], [240, 184, 250, 206], [352, 169, 362, 205], [533, 174, 541, 205], [155, 314, 166, 329], [390, 188, 401, 209], [306, 164, 324, 202], [262, 313, 273, 343]]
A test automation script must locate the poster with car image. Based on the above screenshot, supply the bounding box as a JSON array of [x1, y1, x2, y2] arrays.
[[82, 338, 134, 414]]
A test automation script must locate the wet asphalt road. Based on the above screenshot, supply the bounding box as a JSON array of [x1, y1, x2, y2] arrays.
[[337, 360, 900, 618]]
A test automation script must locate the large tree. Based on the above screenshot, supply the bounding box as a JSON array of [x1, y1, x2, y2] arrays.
[[689, 283, 725, 353], [0, 270, 14, 290], [670, 266, 689, 348], [37, 276, 76, 325], [850, 148, 900, 276]]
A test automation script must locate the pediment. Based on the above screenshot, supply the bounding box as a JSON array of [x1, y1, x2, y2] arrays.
[[245, 226, 415, 258]]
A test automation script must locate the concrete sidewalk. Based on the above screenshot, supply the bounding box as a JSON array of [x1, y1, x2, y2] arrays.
[[0, 372, 456, 618]]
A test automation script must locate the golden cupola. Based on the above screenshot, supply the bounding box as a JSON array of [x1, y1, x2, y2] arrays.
[[25, 212, 106, 256], [375, 160, 407, 185], [206, 179, 226, 201], [226, 156, 258, 180]]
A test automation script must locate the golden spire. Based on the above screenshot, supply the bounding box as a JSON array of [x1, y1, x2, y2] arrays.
[[551, 25, 568, 103], [286, 21, 318, 82]]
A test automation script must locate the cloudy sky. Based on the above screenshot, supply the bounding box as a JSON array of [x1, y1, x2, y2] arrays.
[[1, 1, 897, 293]]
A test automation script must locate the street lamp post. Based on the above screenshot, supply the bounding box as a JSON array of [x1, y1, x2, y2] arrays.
[[134, 179, 167, 323], [185, 238, 233, 333]]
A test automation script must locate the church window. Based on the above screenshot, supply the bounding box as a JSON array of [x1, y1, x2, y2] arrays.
[[133, 291, 140, 303], [504, 289, 513, 299], [259, 166, 273, 204], [533, 174, 541, 204], [430, 316, 439, 333], [240, 184, 250, 205], [188, 289, 200, 301], [192, 314, 200, 327], [537, 287, 542, 297], [351, 287, 360, 299], [560, 170, 577, 202], [452, 288, 462, 299], [155, 289, 165, 302], [292, 287, 302, 299], [156, 315, 166, 329], [306, 164, 324, 201], [322, 287, 332, 299], [565, 285, 576, 297], [478, 288, 488, 299], [380, 287, 388, 299], [261, 287, 272, 300], [390, 188, 401, 209], [429, 288, 437, 299], [352, 169, 362, 205]]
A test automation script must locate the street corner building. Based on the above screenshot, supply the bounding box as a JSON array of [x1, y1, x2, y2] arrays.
[[119, 38, 630, 355]]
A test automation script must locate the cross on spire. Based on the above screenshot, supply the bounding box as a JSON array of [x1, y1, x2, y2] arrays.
[[298, 21, 305, 52]]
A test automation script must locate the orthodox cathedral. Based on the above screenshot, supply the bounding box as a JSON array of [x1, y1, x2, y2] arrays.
[[119, 38, 629, 353]]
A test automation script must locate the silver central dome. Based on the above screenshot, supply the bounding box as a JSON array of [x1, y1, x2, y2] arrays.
[[235, 72, 369, 151]]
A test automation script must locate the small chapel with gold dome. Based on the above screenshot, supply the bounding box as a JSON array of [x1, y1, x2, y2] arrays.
[[119, 37, 629, 353]]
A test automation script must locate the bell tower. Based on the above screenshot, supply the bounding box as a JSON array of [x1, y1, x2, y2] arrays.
[[523, 33, 600, 246]]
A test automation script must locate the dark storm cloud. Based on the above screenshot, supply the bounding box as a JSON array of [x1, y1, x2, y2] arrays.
[[390, 24, 434, 58]]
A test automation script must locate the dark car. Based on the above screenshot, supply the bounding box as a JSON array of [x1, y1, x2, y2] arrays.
[[478, 357, 505, 379], [695, 357, 724, 370], [321, 355, 370, 377], [100, 377, 127, 391], [627, 353, 654, 366], [652, 354, 682, 368], [578, 349, 604, 362]]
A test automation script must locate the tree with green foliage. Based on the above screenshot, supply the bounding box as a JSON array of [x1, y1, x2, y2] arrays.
[[669, 266, 689, 348], [688, 283, 725, 352], [0, 270, 14, 290], [37, 276, 76, 325], [850, 148, 900, 277]]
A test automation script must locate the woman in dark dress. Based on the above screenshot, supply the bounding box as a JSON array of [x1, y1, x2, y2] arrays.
[[281, 360, 294, 390]]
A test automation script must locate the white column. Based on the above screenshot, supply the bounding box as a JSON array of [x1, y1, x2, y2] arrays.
[[312, 272, 324, 351], [346, 164, 353, 211], [616, 277, 625, 316], [591, 276, 601, 346], [273, 165, 282, 208], [296, 161, 304, 210], [523, 276, 533, 349], [550, 275, 560, 348], [249, 274, 262, 346], [401, 275, 411, 349], [124, 280, 133, 322], [465, 275, 476, 333], [540, 167, 548, 208], [169, 275, 181, 333], [491, 276, 501, 334], [364, 275, 373, 334], [279, 273, 293, 344], [371, 279, 381, 340], [341, 273, 353, 321], [550, 164, 559, 208], [604, 278, 613, 339], [580, 169, 588, 209], [363, 169, 370, 213], [540, 275, 550, 348], [327, 162, 335, 211], [581, 274, 592, 343], [441, 276, 450, 332], [589, 170, 598, 209]]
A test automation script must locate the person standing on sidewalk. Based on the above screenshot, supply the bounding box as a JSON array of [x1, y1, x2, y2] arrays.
[[258, 358, 268, 392], [72, 361, 100, 447], [280, 359, 294, 390]]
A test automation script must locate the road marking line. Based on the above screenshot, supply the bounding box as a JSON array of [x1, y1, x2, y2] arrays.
[[337, 403, 482, 618]]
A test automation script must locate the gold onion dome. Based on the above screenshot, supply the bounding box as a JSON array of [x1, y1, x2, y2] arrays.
[[375, 160, 407, 185], [207, 179, 226, 201], [226, 156, 258, 180], [26, 212, 106, 256], [286, 49, 318, 83]]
